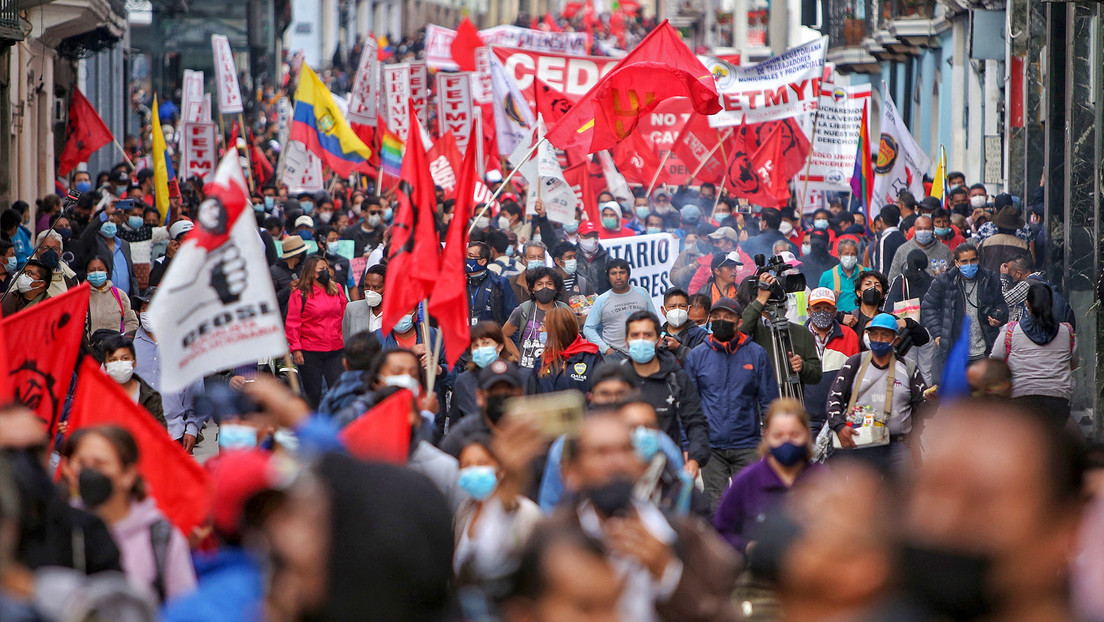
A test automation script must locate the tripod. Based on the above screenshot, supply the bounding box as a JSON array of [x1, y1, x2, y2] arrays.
[[762, 298, 804, 402]]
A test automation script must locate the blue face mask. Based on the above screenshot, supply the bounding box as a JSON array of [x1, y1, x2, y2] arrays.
[[75, 181, 91, 193], [959, 263, 979, 279], [264, 196, 275, 209], [601, 216, 619, 230], [914, 230, 934, 245], [505, 246, 515, 257], [299, 230, 313, 241], [646, 227, 662, 235], [934, 226, 952, 237], [86, 271, 108, 287], [219, 423, 257, 450], [471, 345, 498, 369], [465, 259, 484, 274], [394, 313, 414, 334], [127, 216, 144, 230], [632, 426, 661, 461], [4, 256, 16, 273], [457, 465, 498, 501], [627, 338, 657, 364], [253, 202, 265, 213], [814, 219, 829, 230], [868, 339, 895, 357], [563, 221, 579, 234], [562, 258, 577, 274], [100, 222, 117, 238], [384, 207, 393, 223], [635, 207, 650, 220], [769, 441, 807, 467], [300, 201, 314, 213]]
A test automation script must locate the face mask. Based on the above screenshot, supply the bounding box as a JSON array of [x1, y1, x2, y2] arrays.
[[78, 468, 113, 508], [695, 239, 713, 254], [465, 259, 484, 275], [779, 221, 794, 236], [298, 230, 313, 241], [497, 216, 512, 230], [457, 465, 498, 501], [810, 310, 834, 329], [601, 216, 619, 230], [801, 243, 811, 255], [115, 184, 128, 195], [56, 227, 72, 241], [364, 290, 382, 308], [485, 394, 509, 425], [104, 360, 134, 383], [473, 217, 490, 230], [367, 214, 381, 227], [632, 426, 661, 461], [949, 184, 962, 192], [861, 287, 882, 306], [139, 311, 152, 328], [934, 226, 952, 237], [840, 255, 858, 270], [383, 207, 393, 222], [900, 544, 995, 622], [563, 220, 579, 234], [506, 246, 516, 258], [868, 339, 895, 357], [562, 258, 577, 274], [319, 211, 333, 224], [813, 219, 829, 230], [75, 181, 92, 193], [100, 222, 117, 238], [533, 288, 557, 304], [635, 207, 650, 220], [383, 374, 421, 395], [219, 423, 258, 450], [316, 270, 331, 285], [584, 478, 635, 518], [127, 216, 143, 230], [714, 212, 731, 221], [768, 442, 807, 467], [646, 227, 662, 235], [578, 237, 599, 253], [253, 203, 265, 213], [969, 195, 987, 208], [87, 271, 108, 287], [15, 273, 38, 293], [711, 319, 736, 342], [959, 263, 979, 279], [665, 308, 688, 328], [4, 256, 16, 273], [914, 230, 934, 245], [394, 314, 414, 334], [471, 345, 498, 369], [301, 201, 314, 213], [627, 339, 657, 364], [264, 196, 275, 209]]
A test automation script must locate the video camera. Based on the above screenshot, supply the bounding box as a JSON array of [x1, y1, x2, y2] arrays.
[[754, 254, 806, 304]]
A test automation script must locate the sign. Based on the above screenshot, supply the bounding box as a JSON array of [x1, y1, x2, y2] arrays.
[[347, 38, 379, 127], [491, 47, 619, 111], [794, 174, 833, 214], [210, 35, 244, 114], [409, 61, 428, 127], [807, 83, 872, 190], [182, 70, 205, 123], [984, 135, 1002, 184], [472, 48, 493, 105], [282, 140, 324, 193], [425, 24, 589, 70], [599, 233, 678, 310], [709, 37, 828, 128], [382, 63, 411, 141], [181, 122, 217, 180], [437, 73, 473, 153]]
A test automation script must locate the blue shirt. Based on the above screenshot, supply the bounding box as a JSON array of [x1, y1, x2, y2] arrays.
[[110, 239, 130, 294], [11, 225, 31, 266], [133, 328, 206, 438]]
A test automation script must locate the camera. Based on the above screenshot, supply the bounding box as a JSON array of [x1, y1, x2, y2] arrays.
[[754, 254, 806, 304]]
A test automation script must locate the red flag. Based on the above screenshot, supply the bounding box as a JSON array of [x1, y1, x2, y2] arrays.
[[610, 11, 627, 49], [339, 389, 414, 464], [534, 78, 574, 125], [226, 119, 239, 158], [613, 129, 665, 185], [671, 113, 738, 185], [427, 132, 463, 198], [427, 129, 478, 366], [58, 89, 113, 177], [563, 162, 601, 224], [380, 99, 441, 334], [67, 358, 212, 534], [450, 18, 484, 72], [248, 129, 274, 186], [2, 284, 89, 433], [543, 13, 561, 31], [546, 21, 720, 155], [750, 118, 811, 206]]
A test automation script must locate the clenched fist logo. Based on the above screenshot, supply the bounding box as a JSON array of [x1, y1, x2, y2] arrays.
[[209, 243, 248, 304]]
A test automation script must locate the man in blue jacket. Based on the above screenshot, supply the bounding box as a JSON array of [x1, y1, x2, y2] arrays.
[[684, 296, 779, 510]]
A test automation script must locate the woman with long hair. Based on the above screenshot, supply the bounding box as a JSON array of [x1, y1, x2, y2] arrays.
[[62, 425, 196, 601], [286, 255, 348, 407], [537, 307, 603, 393], [991, 281, 1078, 426]]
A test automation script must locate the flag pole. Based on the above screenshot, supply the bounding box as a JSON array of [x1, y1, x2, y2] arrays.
[[645, 149, 673, 197], [426, 328, 444, 394], [112, 139, 136, 170], [468, 137, 546, 234], [798, 108, 823, 214], [237, 113, 256, 194], [686, 139, 727, 183]]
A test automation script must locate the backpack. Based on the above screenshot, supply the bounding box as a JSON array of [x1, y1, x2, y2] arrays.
[[510, 300, 570, 346], [1004, 321, 1075, 357]]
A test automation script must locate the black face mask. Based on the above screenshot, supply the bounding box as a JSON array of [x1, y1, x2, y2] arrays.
[[316, 271, 331, 286], [532, 288, 557, 304], [78, 468, 114, 508], [484, 394, 509, 425], [584, 477, 635, 518], [711, 319, 736, 342], [861, 287, 882, 306], [900, 544, 995, 621]]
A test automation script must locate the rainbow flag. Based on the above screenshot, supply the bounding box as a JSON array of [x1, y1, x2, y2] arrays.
[[380, 128, 403, 178], [849, 100, 874, 221], [291, 64, 372, 177], [151, 96, 179, 224]]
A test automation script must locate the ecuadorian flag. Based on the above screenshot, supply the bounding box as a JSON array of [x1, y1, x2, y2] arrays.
[[291, 65, 372, 177], [151, 95, 179, 224]]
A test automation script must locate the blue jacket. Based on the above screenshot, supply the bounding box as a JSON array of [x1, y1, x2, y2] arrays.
[[684, 334, 778, 450], [318, 370, 369, 419], [536, 350, 604, 393], [162, 548, 264, 622]]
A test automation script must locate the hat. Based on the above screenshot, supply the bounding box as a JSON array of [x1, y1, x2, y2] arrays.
[[809, 287, 836, 306], [109, 169, 130, 184], [168, 219, 194, 240], [708, 226, 739, 242], [294, 215, 314, 229], [485, 170, 504, 184], [209, 449, 278, 536], [501, 192, 518, 203], [599, 201, 622, 220], [992, 206, 1024, 230], [919, 196, 941, 212], [868, 313, 900, 334], [133, 286, 158, 304], [281, 235, 308, 258], [993, 193, 1014, 211], [808, 229, 830, 246], [777, 250, 802, 267], [711, 296, 743, 315], [578, 220, 600, 236], [478, 360, 523, 390], [711, 251, 744, 270], [652, 188, 671, 199], [680, 204, 702, 222]]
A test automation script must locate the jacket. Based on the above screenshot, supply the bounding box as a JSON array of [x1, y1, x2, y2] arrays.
[[741, 228, 797, 261], [684, 334, 778, 450], [817, 263, 865, 313], [662, 321, 709, 364], [798, 247, 839, 287], [870, 227, 906, 276], [740, 298, 823, 386], [88, 282, 139, 336], [136, 374, 167, 428], [537, 336, 604, 393], [887, 237, 953, 283], [826, 352, 927, 435], [713, 459, 824, 553], [133, 329, 205, 439], [79, 216, 138, 297], [803, 320, 860, 424], [577, 246, 612, 294], [467, 271, 519, 326], [286, 284, 347, 352], [978, 232, 1028, 273], [1, 290, 49, 316], [270, 259, 300, 320], [111, 498, 196, 602], [162, 548, 264, 622], [619, 349, 711, 466], [921, 266, 1007, 353], [318, 370, 369, 418]]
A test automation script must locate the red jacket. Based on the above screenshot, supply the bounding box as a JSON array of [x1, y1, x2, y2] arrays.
[[286, 283, 347, 352]]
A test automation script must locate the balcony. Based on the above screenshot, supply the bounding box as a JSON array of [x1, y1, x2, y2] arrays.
[[824, 0, 880, 73], [0, 0, 24, 43], [869, 0, 946, 56]]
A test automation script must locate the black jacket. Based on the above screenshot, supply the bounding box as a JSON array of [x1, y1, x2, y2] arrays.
[[662, 321, 709, 364], [577, 246, 612, 294], [618, 350, 711, 467], [921, 266, 1008, 354], [798, 247, 840, 288], [270, 259, 300, 320]]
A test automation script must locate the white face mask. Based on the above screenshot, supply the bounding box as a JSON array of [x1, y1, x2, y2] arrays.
[[497, 216, 512, 230], [474, 217, 490, 230], [665, 308, 689, 328], [578, 237, 599, 253], [139, 312, 152, 328], [15, 273, 37, 293], [104, 360, 134, 384], [779, 221, 794, 236], [364, 290, 382, 308], [840, 255, 858, 270], [801, 243, 812, 255], [970, 195, 987, 208], [383, 374, 421, 395]]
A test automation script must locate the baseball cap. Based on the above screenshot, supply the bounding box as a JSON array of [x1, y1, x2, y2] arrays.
[[478, 360, 523, 390], [711, 251, 743, 270], [485, 170, 504, 184], [708, 226, 739, 243], [168, 219, 194, 240], [578, 220, 600, 237], [136, 168, 154, 183], [133, 286, 158, 304], [777, 251, 802, 267], [294, 215, 314, 229], [711, 296, 742, 315], [209, 449, 278, 536], [869, 313, 900, 333], [109, 169, 130, 185], [809, 287, 836, 306]]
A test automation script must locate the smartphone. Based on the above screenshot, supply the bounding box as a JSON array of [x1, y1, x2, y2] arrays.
[[505, 391, 585, 440], [115, 199, 135, 212]]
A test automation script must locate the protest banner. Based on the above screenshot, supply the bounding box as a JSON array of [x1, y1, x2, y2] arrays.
[[180, 122, 218, 180], [437, 73, 473, 153], [599, 232, 678, 309], [806, 83, 871, 190], [491, 47, 619, 111], [382, 63, 412, 141], [182, 70, 205, 123], [425, 24, 588, 69], [281, 140, 324, 193], [347, 38, 379, 128], [210, 35, 244, 114], [709, 37, 828, 128], [409, 60, 429, 127]]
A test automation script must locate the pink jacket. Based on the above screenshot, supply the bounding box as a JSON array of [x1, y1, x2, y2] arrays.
[[286, 284, 347, 352], [111, 497, 196, 601]]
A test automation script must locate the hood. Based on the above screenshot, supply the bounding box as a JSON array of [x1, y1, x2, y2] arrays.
[[653, 348, 683, 375], [330, 371, 368, 399], [1018, 314, 1059, 345], [561, 334, 600, 358], [112, 497, 166, 541]]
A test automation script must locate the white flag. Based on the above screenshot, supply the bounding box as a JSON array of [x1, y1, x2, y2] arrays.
[[598, 150, 633, 201], [871, 83, 931, 218], [282, 140, 325, 193], [211, 35, 244, 114], [488, 49, 535, 156], [148, 151, 287, 393], [510, 117, 577, 224]]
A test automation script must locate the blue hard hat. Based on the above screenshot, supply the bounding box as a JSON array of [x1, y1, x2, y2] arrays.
[[869, 313, 900, 333]]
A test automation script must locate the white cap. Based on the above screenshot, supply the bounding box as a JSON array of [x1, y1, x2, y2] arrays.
[[294, 215, 314, 229], [168, 220, 194, 240], [485, 170, 503, 183], [809, 287, 836, 306], [778, 250, 802, 266]]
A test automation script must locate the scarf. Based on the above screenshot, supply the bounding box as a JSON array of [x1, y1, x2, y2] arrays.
[[1018, 313, 1059, 345], [561, 334, 600, 358], [706, 331, 748, 354]]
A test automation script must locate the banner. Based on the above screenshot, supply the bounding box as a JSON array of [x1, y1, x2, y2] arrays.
[[510, 118, 577, 223], [871, 83, 931, 217], [806, 83, 872, 189], [182, 70, 206, 123], [409, 60, 429, 127], [709, 37, 828, 128], [425, 24, 588, 70], [282, 140, 325, 193], [491, 47, 619, 111], [599, 233, 677, 309], [472, 48, 493, 105], [211, 35, 244, 114], [148, 151, 286, 393], [382, 63, 411, 141], [437, 73, 473, 153], [180, 122, 217, 180], [347, 38, 379, 127], [489, 52, 535, 156]]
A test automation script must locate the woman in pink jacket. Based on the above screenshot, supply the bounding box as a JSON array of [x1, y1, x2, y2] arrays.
[[287, 255, 348, 407]]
